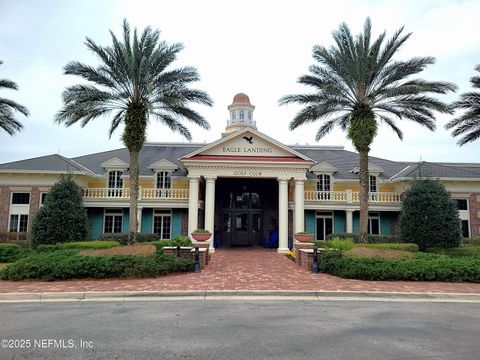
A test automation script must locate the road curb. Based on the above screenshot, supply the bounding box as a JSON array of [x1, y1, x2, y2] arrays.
[[1, 290, 480, 302]]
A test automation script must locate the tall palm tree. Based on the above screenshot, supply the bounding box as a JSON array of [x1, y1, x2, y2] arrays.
[[0, 60, 29, 135], [279, 18, 456, 242], [56, 20, 213, 242], [445, 65, 480, 145]]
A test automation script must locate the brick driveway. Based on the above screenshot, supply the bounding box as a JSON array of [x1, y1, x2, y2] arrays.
[[1, 248, 480, 294]]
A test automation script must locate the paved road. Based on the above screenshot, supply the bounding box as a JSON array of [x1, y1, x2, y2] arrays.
[[0, 299, 479, 359]]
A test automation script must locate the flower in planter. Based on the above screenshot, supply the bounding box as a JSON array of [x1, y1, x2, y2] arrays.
[[191, 229, 212, 241], [294, 232, 314, 242]]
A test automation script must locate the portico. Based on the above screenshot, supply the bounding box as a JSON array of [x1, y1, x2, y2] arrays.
[[181, 127, 313, 253]]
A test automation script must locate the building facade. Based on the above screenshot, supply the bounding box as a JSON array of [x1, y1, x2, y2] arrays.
[[1, 93, 480, 252]]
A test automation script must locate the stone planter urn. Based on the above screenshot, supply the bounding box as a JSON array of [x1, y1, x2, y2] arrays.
[[294, 232, 314, 243], [191, 231, 212, 242]]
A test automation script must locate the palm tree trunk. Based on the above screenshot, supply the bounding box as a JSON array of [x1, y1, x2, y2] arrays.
[[128, 150, 139, 243], [359, 149, 369, 242]]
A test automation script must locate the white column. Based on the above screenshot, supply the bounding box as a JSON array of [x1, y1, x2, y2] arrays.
[[346, 209, 353, 233], [294, 179, 305, 234], [278, 178, 289, 253], [205, 176, 216, 251], [137, 207, 142, 232], [188, 176, 200, 237]]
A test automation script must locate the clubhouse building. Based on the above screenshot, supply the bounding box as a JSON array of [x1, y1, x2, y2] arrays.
[[1, 93, 479, 252]]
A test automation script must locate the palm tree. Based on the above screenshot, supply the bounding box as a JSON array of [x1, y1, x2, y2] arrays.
[[0, 60, 29, 135], [279, 18, 456, 242], [445, 65, 480, 145], [56, 20, 213, 242]]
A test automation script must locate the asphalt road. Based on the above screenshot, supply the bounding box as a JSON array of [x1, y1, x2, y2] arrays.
[[0, 299, 479, 359]]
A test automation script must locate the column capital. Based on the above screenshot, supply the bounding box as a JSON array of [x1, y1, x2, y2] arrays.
[[294, 178, 307, 183], [204, 176, 217, 182], [277, 177, 290, 183], [188, 175, 200, 181]]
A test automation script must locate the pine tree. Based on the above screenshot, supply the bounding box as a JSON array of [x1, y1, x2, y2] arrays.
[[31, 174, 88, 245], [400, 179, 461, 251]]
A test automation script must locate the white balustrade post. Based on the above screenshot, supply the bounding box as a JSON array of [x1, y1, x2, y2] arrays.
[[188, 176, 200, 237], [346, 189, 353, 203], [278, 177, 289, 253]]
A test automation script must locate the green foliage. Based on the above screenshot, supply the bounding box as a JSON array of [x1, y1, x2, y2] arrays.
[[445, 64, 480, 145], [0, 251, 194, 281], [429, 245, 480, 259], [145, 237, 192, 252], [327, 238, 355, 250], [400, 179, 461, 251], [462, 237, 480, 245], [347, 109, 377, 152], [0, 60, 29, 135], [98, 233, 162, 245], [35, 241, 119, 252], [0, 243, 28, 262], [318, 251, 480, 282], [325, 233, 400, 243], [193, 229, 210, 234], [31, 175, 88, 246], [355, 243, 419, 252]]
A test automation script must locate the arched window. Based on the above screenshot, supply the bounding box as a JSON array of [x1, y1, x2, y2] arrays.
[[240, 110, 244, 120], [248, 111, 252, 120], [232, 111, 236, 120]]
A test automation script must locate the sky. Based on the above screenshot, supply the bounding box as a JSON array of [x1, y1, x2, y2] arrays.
[[0, 0, 479, 164]]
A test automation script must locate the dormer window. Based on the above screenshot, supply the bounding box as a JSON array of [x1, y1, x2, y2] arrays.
[[369, 175, 377, 193], [156, 171, 172, 189], [108, 171, 123, 189], [317, 174, 331, 192]]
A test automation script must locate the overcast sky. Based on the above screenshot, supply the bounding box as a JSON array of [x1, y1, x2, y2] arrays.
[[1, 0, 479, 164]]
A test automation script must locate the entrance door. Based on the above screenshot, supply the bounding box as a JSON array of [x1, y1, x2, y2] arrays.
[[230, 211, 263, 246], [316, 213, 333, 240]]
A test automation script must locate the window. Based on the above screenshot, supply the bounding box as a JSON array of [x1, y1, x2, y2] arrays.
[[369, 176, 377, 193], [460, 220, 470, 238], [316, 211, 333, 240], [232, 111, 236, 120], [153, 210, 171, 240], [156, 171, 171, 189], [11, 192, 30, 204], [104, 209, 123, 233], [248, 111, 252, 120], [240, 110, 244, 120], [454, 199, 468, 211], [9, 214, 28, 232], [316, 174, 331, 192], [40, 192, 48, 206], [368, 212, 380, 235], [108, 171, 123, 189]]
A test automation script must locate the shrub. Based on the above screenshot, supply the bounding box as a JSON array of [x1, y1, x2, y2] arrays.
[[327, 238, 355, 251], [0, 243, 28, 262], [79, 244, 156, 257], [145, 237, 192, 251], [462, 237, 480, 245], [97, 233, 169, 244], [0, 251, 195, 281], [318, 251, 480, 282], [355, 243, 419, 252], [429, 245, 480, 259], [400, 179, 461, 251], [35, 241, 119, 252], [344, 247, 414, 260], [193, 229, 210, 234], [31, 175, 88, 245], [325, 233, 400, 243]]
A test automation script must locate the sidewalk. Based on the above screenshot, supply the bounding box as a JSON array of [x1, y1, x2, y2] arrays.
[[1, 248, 480, 296]]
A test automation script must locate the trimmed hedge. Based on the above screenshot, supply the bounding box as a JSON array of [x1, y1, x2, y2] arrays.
[[356, 243, 419, 252], [325, 233, 400, 243], [430, 245, 480, 259], [97, 233, 162, 244], [145, 238, 192, 251], [462, 237, 480, 245], [0, 243, 28, 263], [0, 251, 194, 281], [318, 251, 480, 282], [35, 241, 120, 252]]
